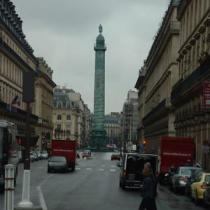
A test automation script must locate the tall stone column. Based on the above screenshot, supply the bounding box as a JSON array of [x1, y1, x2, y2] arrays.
[[91, 25, 107, 150]]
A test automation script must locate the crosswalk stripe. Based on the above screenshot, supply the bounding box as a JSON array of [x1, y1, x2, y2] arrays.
[[86, 168, 92, 170], [110, 169, 116, 172]]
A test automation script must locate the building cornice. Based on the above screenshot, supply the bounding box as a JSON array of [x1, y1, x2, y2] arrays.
[[0, 37, 37, 73], [177, 0, 191, 20], [38, 71, 56, 88], [179, 9, 210, 54], [0, 0, 35, 59], [144, 1, 180, 75]]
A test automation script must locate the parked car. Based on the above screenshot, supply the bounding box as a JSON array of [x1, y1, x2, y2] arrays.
[[82, 150, 91, 158], [48, 156, 68, 173], [30, 152, 36, 162], [185, 168, 202, 196], [32, 151, 39, 161], [41, 150, 48, 159], [170, 166, 200, 192], [119, 153, 158, 189], [111, 153, 121, 161], [34, 150, 42, 160], [191, 172, 210, 204], [204, 186, 210, 206]]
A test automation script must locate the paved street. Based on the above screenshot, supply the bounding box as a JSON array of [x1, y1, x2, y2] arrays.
[[0, 153, 209, 210]]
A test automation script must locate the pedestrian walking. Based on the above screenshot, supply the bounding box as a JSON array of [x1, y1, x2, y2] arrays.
[[139, 162, 157, 210]]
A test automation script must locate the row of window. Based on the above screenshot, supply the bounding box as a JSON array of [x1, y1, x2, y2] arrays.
[[0, 80, 22, 108], [180, 0, 210, 46], [179, 23, 210, 79], [57, 114, 71, 120], [175, 97, 201, 121], [1, 31, 36, 70], [0, 54, 22, 86]]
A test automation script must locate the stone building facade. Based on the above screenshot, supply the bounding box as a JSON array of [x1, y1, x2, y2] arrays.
[[53, 87, 91, 147], [105, 112, 121, 147], [35, 58, 56, 150], [135, 0, 180, 154], [121, 90, 139, 149], [172, 0, 210, 169], [0, 0, 38, 138]]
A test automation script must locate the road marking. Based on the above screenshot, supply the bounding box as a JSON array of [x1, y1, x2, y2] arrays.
[[86, 168, 92, 171], [111, 165, 116, 168], [37, 186, 48, 210], [110, 169, 116, 172], [98, 168, 105, 171], [76, 167, 81, 170]]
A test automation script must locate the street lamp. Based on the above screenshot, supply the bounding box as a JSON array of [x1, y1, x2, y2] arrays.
[[17, 71, 35, 208]]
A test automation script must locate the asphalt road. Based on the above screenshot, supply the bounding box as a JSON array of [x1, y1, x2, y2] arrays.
[[0, 152, 209, 210]]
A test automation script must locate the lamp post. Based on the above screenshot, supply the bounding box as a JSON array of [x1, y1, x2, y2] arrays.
[[17, 71, 35, 208]]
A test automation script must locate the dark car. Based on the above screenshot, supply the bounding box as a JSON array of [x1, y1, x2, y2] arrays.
[[185, 168, 202, 196], [111, 153, 121, 161], [204, 186, 210, 206], [170, 166, 200, 192], [119, 153, 158, 189], [48, 156, 68, 173]]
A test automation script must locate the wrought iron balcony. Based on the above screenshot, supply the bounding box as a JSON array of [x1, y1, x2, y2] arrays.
[[171, 57, 210, 105]]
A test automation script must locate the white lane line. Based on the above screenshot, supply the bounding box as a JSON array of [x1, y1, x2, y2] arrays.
[[110, 169, 116, 172], [76, 167, 81, 170], [98, 168, 105, 171], [86, 168, 92, 171], [111, 165, 116, 168], [37, 186, 48, 210]]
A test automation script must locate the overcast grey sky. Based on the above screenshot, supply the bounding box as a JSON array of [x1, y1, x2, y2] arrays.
[[12, 0, 170, 114]]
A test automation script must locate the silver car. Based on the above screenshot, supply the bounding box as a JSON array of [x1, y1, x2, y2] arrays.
[[48, 156, 68, 173]]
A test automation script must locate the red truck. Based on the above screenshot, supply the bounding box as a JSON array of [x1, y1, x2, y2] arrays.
[[158, 136, 195, 184], [51, 139, 76, 171]]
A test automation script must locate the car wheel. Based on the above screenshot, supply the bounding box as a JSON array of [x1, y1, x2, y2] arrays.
[[195, 190, 201, 205], [71, 165, 75, 172], [47, 168, 51, 173]]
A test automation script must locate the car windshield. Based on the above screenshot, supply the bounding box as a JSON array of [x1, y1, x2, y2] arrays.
[[180, 167, 200, 176], [49, 157, 66, 162]]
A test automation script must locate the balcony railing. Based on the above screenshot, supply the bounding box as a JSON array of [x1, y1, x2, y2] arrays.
[[171, 58, 210, 104]]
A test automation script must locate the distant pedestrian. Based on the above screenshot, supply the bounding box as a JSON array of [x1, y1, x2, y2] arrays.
[[139, 162, 157, 210]]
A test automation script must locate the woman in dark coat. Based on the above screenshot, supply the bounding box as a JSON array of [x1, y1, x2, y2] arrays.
[[139, 162, 157, 210]]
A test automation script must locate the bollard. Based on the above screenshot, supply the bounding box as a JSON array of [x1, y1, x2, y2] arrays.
[[17, 170, 33, 208], [4, 164, 15, 210]]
